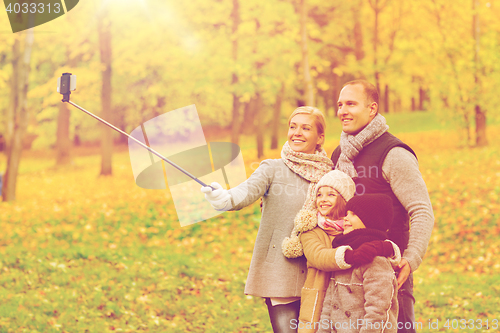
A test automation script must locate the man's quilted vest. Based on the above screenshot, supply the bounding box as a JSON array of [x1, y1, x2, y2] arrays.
[[331, 132, 417, 253]]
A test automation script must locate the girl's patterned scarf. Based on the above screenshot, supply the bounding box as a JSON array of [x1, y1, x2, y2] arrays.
[[317, 212, 344, 236], [335, 113, 389, 178], [281, 141, 333, 210]]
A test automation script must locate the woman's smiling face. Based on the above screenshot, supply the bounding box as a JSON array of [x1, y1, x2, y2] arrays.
[[287, 114, 324, 154]]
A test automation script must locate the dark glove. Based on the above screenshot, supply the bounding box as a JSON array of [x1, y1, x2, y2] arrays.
[[344, 240, 394, 266]]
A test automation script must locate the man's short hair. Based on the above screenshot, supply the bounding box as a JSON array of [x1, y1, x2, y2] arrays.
[[343, 80, 379, 106]]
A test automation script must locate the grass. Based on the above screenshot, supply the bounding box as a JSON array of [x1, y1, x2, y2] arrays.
[[0, 114, 499, 332], [413, 268, 500, 332]]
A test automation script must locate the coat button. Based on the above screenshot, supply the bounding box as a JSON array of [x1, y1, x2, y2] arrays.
[[272, 245, 275, 248], [301, 270, 305, 274], [333, 304, 338, 310], [345, 311, 351, 317], [346, 286, 352, 293]]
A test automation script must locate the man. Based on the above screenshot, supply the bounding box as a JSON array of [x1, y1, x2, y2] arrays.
[[331, 80, 434, 333]]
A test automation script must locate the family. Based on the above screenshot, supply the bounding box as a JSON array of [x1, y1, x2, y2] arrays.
[[201, 80, 434, 333]]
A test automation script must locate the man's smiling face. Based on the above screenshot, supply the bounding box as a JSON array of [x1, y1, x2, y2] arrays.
[[337, 84, 377, 135]]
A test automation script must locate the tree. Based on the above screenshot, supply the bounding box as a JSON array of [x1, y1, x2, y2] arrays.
[[98, 5, 113, 176], [2, 30, 34, 201], [300, 0, 314, 106], [270, 83, 285, 150], [254, 92, 264, 158], [230, 0, 242, 145], [368, 0, 387, 107], [56, 102, 72, 165], [426, 0, 492, 146], [367, 0, 403, 113], [473, 0, 488, 147]]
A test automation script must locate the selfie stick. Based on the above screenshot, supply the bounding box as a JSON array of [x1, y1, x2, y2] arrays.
[[58, 73, 215, 190]]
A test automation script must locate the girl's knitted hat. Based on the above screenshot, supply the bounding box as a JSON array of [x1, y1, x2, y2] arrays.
[[282, 170, 355, 258], [315, 170, 356, 201]]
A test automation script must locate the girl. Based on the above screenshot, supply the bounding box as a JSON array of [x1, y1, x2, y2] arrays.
[[282, 171, 398, 333]]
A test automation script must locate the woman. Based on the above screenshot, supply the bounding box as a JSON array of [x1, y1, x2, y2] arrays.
[[201, 106, 333, 332]]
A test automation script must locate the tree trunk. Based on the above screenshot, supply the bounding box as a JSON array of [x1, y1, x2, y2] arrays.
[[271, 83, 285, 150], [230, 0, 241, 145], [332, 71, 340, 115], [321, 89, 329, 117], [56, 100, 72, 165], [2, 31, 34, 202], [394, 97, 402, 113], [300, 0, 314, 106], [98, 8, 113, 176], [4, 41, 17, 159], [231, 84, 241, 145], [373, 0, 380, 106], [384, 84, 389, 113], [115, 107, 128, 145], [74, 125, 81, 146], [462, 107, 471, 145], [369, 0, 387, 111], [475, 105, 487, 146], [473, 0, 488, 146], [353, 0, 364, 61], [255, 93, 264, 158], [241, 97, 257, 135], [419, 86, 425, 110]]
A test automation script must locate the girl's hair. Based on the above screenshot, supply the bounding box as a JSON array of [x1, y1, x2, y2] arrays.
[[316, 187, 347, 220], [288, 106, 326, 151]]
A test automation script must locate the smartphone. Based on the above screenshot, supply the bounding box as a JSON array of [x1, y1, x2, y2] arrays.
[[57, 73, 77, 94]]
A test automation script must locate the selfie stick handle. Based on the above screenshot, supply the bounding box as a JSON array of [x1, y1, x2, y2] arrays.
[[65, 100, 215, 191]]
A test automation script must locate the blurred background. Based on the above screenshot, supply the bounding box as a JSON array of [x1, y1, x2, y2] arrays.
[[1, 0, 499, 164], [0, 0, 499, 331]]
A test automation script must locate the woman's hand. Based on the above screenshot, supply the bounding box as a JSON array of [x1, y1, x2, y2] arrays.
[[201, 182, 232, 211], [344, 240, 394, 266]]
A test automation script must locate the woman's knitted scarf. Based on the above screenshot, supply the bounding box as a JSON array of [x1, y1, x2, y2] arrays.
[[331, 228, 388, 250], [335, 114, 389, 178], [281, 141, 333, 210]]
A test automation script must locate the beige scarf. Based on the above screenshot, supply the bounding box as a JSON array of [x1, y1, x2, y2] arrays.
[[336, 114, 389, 178], [281, 141, 333, 210]]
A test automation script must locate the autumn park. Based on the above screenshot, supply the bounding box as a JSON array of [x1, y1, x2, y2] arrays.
[[0, 0, 500, 332]]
